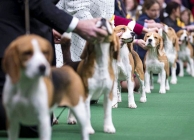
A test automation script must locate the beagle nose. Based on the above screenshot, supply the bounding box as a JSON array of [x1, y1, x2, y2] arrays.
[[39, 64, 46, 74], [184, 36, 187, 40], [148, 39, 152, 42], [131, 32, 135, 37]]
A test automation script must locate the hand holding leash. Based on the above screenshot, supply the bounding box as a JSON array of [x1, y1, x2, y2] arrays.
[[73, 18, 108, 42]]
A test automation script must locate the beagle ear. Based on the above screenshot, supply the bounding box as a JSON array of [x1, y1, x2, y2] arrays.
[[158, 36, 164, 56], [80, 42, 94, 60], [174, 36, 180, 51], [176, 30, 181, 38], [46, 41, 53, 64], [2, 41, 20, 84], [111, 32, 120, 60], [127, 42, 134, 52], [143, 34, 148, 42]]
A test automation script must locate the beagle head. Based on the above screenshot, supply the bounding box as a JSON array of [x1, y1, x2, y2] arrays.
[[81, 18, 120, 60], [144, 32, 164, 55], [162, 24, 179, 51], [189, 31, 194, 45], [3, 34, 53, 84], [114, 24, 135, 45], [177, 29, 189, 44]]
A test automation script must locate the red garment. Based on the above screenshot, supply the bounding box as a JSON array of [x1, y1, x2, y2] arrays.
[[190, 0, 194, 16], [114, 15, 143, 35]]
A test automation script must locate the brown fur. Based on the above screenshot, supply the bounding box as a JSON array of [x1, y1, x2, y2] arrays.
[[3, 34, 86, 108], [177, 30, 194, 58], [144, 32, 169, 78], [127, 43, 145, 80], [77, 32, 120, 96], [3, 35, 53, 84]]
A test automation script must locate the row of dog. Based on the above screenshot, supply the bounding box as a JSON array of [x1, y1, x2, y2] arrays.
[[2, 18, 194, 140]]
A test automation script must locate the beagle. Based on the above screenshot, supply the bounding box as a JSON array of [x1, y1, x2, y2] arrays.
[[144, 32, 170, 94], [177, 29, 194, 77], [112, 23, 147, 109], [74, 18, 119, 134], [2, 35, 89, 140], [158, 25, 179, 84]]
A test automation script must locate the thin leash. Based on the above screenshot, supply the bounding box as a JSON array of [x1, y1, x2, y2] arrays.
[[24, 0, 66, 125], [25, 0, 30, 34]]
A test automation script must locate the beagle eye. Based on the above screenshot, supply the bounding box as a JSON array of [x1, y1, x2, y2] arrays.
[[42, 50, 49, 56], [23, 50, 33, 56], [120, 28, 125, 31], [154, 37, 158, 39]]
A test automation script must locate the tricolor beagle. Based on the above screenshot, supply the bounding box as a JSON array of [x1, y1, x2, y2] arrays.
[[76, 18, 120, 134], [112, 23, 147, 109], [158, 25, 179, 84], [177, 29, 194, 77], [144, 32, 170, 94], [2, 35, 89, 140]]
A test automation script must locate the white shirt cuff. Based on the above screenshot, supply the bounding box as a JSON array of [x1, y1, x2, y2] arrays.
[[66, 17, 79, 33], [144, 23, 148, 28]]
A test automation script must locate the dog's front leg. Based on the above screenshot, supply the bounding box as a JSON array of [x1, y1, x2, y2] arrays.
[[178, 60, 184, 77], [145, 71, 151, 93], [171, 63, 177, 84], [103, 91, 116, 133], [112, 80, 119, 108], [7, 118, 19, 140], [70, 98, 90, 140], [127, 76, 136, 108], [85, 94, 95, 134], [188, 58, 194, 77], [38, 114, 51, 140], [159, 70, 166, 94]]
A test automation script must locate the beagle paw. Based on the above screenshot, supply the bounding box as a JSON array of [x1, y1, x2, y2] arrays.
[[67, 117, 77, 125], [165, 86, 170, 91], [87, 126, 95, 134], [104, 124, 116, 133], [117, 97, 122, 103], [112, 103, 118, 108], [159, 88, 166, 94], [140, 97, 147, 103], [170, 79, 177, 84], [150, 85, 154, 90], [178, 73, 184, 77], [128, 102, 137, 108], [145, 88, 151, 93]]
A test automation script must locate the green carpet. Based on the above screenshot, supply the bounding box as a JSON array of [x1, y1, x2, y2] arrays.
[[1, 74, 194, 140]]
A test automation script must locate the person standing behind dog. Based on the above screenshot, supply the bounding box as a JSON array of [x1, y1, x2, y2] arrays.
[[136, 0, 163, 62], [0, 0, 108, 137]]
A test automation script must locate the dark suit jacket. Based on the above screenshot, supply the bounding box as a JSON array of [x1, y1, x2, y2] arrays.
[[0, 0, 73, 59], [0, 0, 74, 132]]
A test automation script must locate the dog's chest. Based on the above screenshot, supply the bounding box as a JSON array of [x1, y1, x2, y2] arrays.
[[146, 56, 164, 74], [8, 79, 49, 125], [117, 46, 131, 79], [179, 44, 190, 60], [88, 44, 114, 93]]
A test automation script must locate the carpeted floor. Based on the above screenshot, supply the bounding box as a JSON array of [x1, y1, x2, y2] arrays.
[[0, 73, 194, 140]]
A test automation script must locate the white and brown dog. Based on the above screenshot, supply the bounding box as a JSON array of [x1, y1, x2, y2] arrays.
[[144, 32, 170, 94], [177, 29, 194, 77], [2, 35, 89, 140], [112, 23, 147, 109], [158, 25, 179, 84], [75, 18, 120, 134]]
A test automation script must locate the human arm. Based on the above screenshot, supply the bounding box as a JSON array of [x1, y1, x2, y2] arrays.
[[113, 15, 158, 35], [20, 0, 107, 42], [134, 39, 148, 50]]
